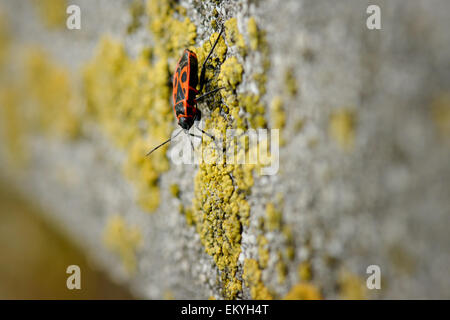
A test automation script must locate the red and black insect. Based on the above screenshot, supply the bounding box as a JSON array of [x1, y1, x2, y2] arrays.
[[147, 27, 224, 156]]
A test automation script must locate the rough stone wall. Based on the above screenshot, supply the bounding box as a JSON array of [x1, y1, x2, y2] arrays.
[[0, 0, 449, 299]]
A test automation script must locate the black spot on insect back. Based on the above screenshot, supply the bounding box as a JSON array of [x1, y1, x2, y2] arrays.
[[176, 81, 185, 103], [175, 102, 184, 116]]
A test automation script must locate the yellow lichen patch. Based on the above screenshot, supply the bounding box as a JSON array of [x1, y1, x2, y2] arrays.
[[24, 48, 81, 139], [103, 215, 142, 274], [83, 38, 172, 212], [0, 87, 26, 165], [257, 235, 269, 269], [182, 205, 195, 226], [270, 96, 286, 145], [276, 251, 287, 284], [163, 290, 174, 300], [270, 96, 286, 130], [0, 9, 9, 69], [239, 93, 267, 129], [219, 57, 243, 92], [32, 0, 67, 29], [282, 225, 295, 261], [191, 77, 260, 299], [225, 18, 246, 57], [265, 202, 282, 231], [338, 270, 366, 300], [284, 69, 298, 97], [284, 283, 322, 300], [190, 29, 227, 111], [146, 0, 196, 58], [294, 118, 305, 133], [84, 0, 200, 213], [247, 17, 260, 51], [192, 138, 252, 297], [243, 259, 273, 300], [170, 184, 180, 198], [125, 138, 167, 211], [247, 17, 270, 87], [217, 56, 245, 126], [298, 262, 312, 281], [192, 30, 227, 80], [127, 0, 145, 34], [431, 93, 450, 138], [188, 16, 274, 299], [329, 108, 356, 150]]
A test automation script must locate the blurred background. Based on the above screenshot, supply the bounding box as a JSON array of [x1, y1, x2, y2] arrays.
[[0, 0, 449, 299], [0, 184, 134, 299]]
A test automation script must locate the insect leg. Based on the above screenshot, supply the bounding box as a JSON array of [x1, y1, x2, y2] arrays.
[[195, 87, 225, 102], [188, 133, 203, 140], [195, 123, 220, 156], [195, 123, 216, 141], [187, 133, 195, 153], [199, 26, 224, 92]]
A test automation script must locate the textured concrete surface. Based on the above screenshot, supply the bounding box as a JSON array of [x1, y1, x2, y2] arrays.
[[0, 0, 449, 299]]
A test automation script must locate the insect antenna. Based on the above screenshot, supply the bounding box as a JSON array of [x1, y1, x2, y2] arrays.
[[146, 129, 182, 156]]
